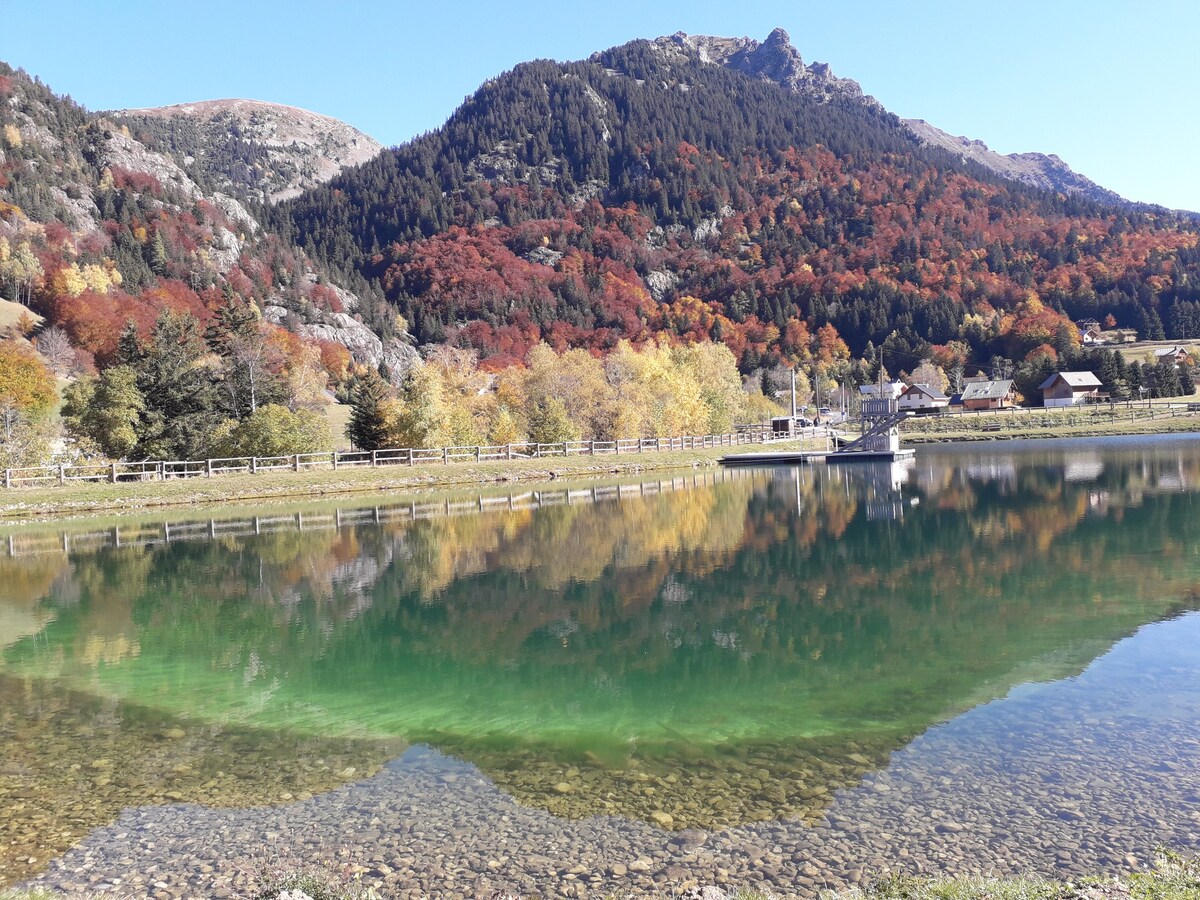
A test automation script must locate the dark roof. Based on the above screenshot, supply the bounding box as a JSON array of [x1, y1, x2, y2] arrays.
[[1038, 371, 1102, 390], [960, 379, 1014, 401]]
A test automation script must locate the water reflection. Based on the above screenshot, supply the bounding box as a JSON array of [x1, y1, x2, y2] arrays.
[[2, 437, 1200, 844]]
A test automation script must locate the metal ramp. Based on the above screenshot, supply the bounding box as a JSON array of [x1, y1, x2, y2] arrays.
[[835, 398, 909, 454]]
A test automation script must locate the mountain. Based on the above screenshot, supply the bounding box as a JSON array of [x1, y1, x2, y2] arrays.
[[277, 29, 1200, 372], [902, 118, 1125, 205], [114, 99, 384, 204], [657, 28, 1125, 205], [0, 62, 411, 379]]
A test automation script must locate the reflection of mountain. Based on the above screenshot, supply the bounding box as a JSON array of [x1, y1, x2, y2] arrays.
[[4, 442, 1200, 829]]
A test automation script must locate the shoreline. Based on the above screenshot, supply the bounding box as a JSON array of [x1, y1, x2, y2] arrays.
[[0, 441, 818, 524], [4, 416, 1200, 522]]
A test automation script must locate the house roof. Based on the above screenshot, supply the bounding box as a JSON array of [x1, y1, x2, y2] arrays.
[[903, 383, 949, 401], [960, 379, 1014, 401], [1039, 371, 1103, 390], [1153, 346, 1186, 358]]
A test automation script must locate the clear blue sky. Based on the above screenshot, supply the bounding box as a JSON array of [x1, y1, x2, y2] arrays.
[[4, 0, 1199, 210]]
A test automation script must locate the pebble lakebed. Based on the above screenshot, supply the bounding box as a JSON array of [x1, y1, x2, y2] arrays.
[[17, 646, 1200, 900]]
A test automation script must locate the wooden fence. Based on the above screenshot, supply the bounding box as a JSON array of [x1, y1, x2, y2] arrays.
[[2, 424, 810, 490]]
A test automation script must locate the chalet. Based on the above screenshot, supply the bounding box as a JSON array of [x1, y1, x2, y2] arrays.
[[1153, 346, 1191, 365], [1040, 371, 1103, 407], [1079, 325, 1103, 345], [898, 383, 949, 412], [859, 381, 905, 401], [960, 379, 1015, 411]]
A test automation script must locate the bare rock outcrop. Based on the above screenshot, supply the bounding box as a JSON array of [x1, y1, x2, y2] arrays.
[[114, 99, 384, 204], [296, 312, 421, 384], [654, 28, 881, 109], [904, 118, 1125, 204]]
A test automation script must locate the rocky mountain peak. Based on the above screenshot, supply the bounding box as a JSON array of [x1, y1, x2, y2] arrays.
[[654, 29, 879, 108], [113, 99, 383, 204]]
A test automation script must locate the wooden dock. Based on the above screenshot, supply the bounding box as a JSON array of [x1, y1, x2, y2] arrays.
[[719, 448, 916, 466]]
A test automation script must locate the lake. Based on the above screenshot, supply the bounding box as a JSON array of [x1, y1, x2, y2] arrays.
[[3, 435, 1200, 898]]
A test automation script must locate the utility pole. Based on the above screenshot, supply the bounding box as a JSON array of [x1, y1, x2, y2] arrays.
[[790, 367, 797, 418]]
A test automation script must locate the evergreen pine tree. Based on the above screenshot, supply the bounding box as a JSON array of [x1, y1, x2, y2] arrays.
[[346, 369, 392, 451]]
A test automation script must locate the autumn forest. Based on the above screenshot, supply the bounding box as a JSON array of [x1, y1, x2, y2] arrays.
[[1, 33, 1199, 468]]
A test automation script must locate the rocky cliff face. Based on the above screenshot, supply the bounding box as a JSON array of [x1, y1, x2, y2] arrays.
[[114, 99, 384, 204], [903, 118, 1124, 204], [653, 28, 881, 109]]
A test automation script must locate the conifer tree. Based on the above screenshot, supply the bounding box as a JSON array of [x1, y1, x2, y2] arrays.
[[346, 369, 392, 451]]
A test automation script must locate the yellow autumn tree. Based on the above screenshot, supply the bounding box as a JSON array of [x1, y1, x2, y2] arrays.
[[674, 341, 746, 433], [522, 343, 615, 440]]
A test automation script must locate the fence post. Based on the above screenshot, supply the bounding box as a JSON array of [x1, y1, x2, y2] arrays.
[[4, 469, 10, 489], [58, 464, 66, 486], [372, 450, 378, 468], [476, 446, 481, 461], [332, 451, 339, 470], [590, 441, 595, 456], [293, 454, 300, 472], [111, 462, 118, 484], [507, 444, 513, 461], [251, 457, 258, 475], [407, 448, 414, 466], [656, 437, 663, 453], [443, 447, 449, 465], [207, 458, 213, 478]]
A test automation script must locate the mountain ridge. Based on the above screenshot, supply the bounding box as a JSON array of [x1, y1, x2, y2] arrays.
[[276, 29, 1200, 375], [656, 28, 1127, 205], [112, 98, 384, 204]]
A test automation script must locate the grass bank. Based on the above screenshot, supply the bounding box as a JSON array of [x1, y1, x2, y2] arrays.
[[898, 403, 1200, 444], [0, 438, 824, 522]]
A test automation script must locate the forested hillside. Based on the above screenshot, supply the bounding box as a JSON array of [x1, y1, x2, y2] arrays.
[[276, 33, 1200, 380], [0, 62, 406, 466]]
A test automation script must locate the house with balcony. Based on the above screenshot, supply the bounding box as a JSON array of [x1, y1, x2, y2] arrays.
[[1039, 371, 1103, 407]]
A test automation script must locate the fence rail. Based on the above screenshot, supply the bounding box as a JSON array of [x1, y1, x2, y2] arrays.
[[2, 424, 808, 490]]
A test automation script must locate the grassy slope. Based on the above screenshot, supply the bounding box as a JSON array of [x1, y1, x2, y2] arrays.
[[897, 402, 1200, 443]]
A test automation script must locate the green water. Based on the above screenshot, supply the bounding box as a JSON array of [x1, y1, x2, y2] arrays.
[[3, 436, 1200, 833]]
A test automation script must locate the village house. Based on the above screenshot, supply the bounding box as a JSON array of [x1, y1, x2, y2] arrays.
[[1153, 346, 1191, 365], [1039, 371, 1103, 407], [960, 379, 1016, 411], [859, 381, 906, 401], [898, 383, 949, 413]]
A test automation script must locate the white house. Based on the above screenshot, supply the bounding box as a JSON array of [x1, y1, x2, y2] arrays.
[[898, 383, 949, 412], [859, 381, 906, 401]]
